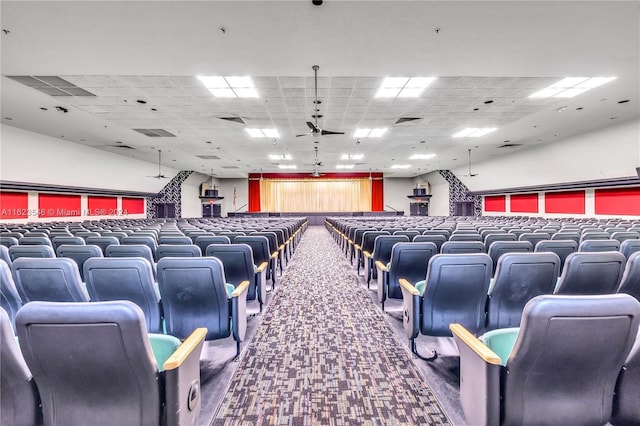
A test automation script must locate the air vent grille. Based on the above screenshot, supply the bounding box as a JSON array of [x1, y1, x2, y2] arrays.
[[497, 143, 522, 148], [112, 145, 136, 149], [196, 155, 221, 160], [221, 166, 240, 169], [132, 129, 176, 137], [394, 117, 422, 125], [218, 117, 246, 125], [7, 76, 96, 96]]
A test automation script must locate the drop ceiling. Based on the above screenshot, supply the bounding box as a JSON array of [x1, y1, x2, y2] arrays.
[[1, 1, 638, 178]]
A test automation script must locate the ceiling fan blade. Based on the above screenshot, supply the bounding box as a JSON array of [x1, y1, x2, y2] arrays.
[[306, 121, 319, 133], [295, 133, 309, 137], [320, 130, 344, 136]]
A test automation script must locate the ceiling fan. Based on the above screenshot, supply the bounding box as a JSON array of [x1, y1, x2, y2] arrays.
[[306, 147, 325, 177], [464, 148, 479, 177], [295, 65, 345, 138], [147, 149, 168, 179]]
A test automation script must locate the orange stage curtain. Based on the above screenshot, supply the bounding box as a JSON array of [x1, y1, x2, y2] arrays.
[[260, 179, 371, 212]]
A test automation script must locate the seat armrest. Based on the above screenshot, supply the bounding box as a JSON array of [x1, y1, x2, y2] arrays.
[[374, 260, 388, 272], [256, 262, 268, 273], [399, 279, 420, 339], [255, 264, 268, 306], [270, 252, 279, 260], [363, 251, 372, 259], [450, 323, 502, 426], [376, 260, 390, 302], [231, 280, 249, 343], [163, 328, 207, 426]]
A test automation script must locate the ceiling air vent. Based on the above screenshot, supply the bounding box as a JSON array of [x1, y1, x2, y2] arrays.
[[111, 145, 135, 149], [196, 155, 221, 160], [7, 76, 96, 96], [394, 117, 422, 125], [221, 166, 240, 169], [497, 143, 523, 148], [217, 116, 247, 125], [132, 129, 176, 137]]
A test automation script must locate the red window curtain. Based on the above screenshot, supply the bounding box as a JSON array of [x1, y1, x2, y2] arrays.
[[371, 175, 383, 211], [248, 177, 261, 212]]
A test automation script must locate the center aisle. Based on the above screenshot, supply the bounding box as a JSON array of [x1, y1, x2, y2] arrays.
[[213, 225, 450, 425]]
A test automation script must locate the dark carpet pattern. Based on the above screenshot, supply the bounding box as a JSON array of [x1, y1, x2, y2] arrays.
[[213, 226, 450, 425]]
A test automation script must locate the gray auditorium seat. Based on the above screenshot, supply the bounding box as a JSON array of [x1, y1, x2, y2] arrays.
[[16, 301, 205, 426], [534, 239, 578, 272], [195, 235, 231, 254], [84, 257, 163, 333], [487, 241, 534, 274], [1, 307, 41, 426], [0, 260, 22, 332], [555, 251, 626, 295], [156, 244, 202, 260], [441, 241, 485, 254], [486, 252, 560, 331], [412, 234, 446, 252], [12, 257, 89, 302], [85, 236, 120, 255], [106, 244, 156, 279], [157, 257, 248, 357], [580, 231, 611, 243], [611, 231, 640, 243], [451, 294, 640, 426], [579, 239, 621, 252], [551, 231, 580, 244], [449, 234, 482, 242], [621, 239, 640, 260], [0, 245, 12, 268], [0, 236, 19, 248], [484, 233, 516, 249], [18, 236, 53, 247], [359, 230, 390, 275], [400, 253, 492, 360], [618, 252, 640, 302], [51, 236, 85, 251], [612, 328, 640, 425], [122, 236, 158, 261], [56, 244, 103, 281], [158, 236, 192, 245], [235, 236, 275, 288], [377, 242, 437, 311], [371, 235, 410, 286]]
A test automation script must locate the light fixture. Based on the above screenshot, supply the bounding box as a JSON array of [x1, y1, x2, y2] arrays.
[[452, 127, 497, 138], [409, 153, 437, 160], [375, 76, 437, 98], [278, 164, 297, 170], [246, 128, 280, 138], [197, 75, 259, 98], [529, 77, 616, 99], [336, 164, 355, 169], [269, 154, 292, 160], [390, 164, 411, 169], [353, 128, 388, 138], [341, 154, 364, 160]]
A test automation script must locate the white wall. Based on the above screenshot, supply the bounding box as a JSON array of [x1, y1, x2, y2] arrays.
[[216, 179, 249, 217], [422, 171, 450, 217], [180, 172, 209, 218], [452, 119, 640, 192], [383, 177, 413, 215], [1, 124, 178, 192]]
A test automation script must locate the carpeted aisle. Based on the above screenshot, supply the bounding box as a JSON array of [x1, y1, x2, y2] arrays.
[[212, 226, 450, 425]]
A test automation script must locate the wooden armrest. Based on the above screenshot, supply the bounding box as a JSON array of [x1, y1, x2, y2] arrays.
[[363, 251, 372, 259], [450, 324, 501, 365], [256, 262, 268, 273], [279, 244, 285, 251], [374, 260, 387, 271], [354, 244, 361, 250], [231, 280, 250, 297], [163, 328, 207, 371], [399, 278, 420, 296], [270, 252, 279, 259]]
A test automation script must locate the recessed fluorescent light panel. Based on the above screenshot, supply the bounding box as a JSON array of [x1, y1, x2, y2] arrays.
[[452, 127, 497, 138], [529, 77, 616, 99], [269, 154, 292, 160], [375, 77, 437, 98], [246, 128, 280, 138], [197, 75, 259, 98], [340, 154, 364, 160], [278, 164, 297, 170], [409, 153, 436, 160], [390, 164, 411, 169], [336, 164, 355, 169], [354, 128, 388, 138]]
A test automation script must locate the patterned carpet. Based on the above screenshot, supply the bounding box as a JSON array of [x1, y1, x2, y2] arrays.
[[212, 226, 450, 425]]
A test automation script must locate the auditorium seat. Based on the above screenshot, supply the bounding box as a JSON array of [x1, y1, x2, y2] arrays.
[[611, 231, 640, 243], [249, 231, 280, 278], [551, 231, 581, 244], [449, 234, 482, 242], [84, 257, 163, 333], [9, 245, 56, 261], [451, 294, 640, 426], [359, 230, 390, 276], [399, 253, 492, 360], [371, 235, 410, 287], [156, 244, 202, 260], [534, 239, 578, 272], [56, 244, 103, 281], [194, 235, 231, 254], [555, 251, 626, 295], [12, 257, 89, 303], [0, 260, 22, 332], [621, 239, 640, 260], [612, 328, 640, 425], [19, 236, 53, 247], [51, 236, 85, 251], [579, 239, 621, 252], [0, 245, 12, 268], [74, 231, 101, 240], [618, 252, 640, 302], [485, 252, 560, 331], [0, 236, 19, 248], [580, 231, 611, 243], [157, 257, 248, 357], [205, 244, 266, 311], [377, 242, 437, 311], [158, 236, 192, 245], [0, 307, 42, 426], [518, 232, 550, 248], [440, 241, 485, 254], [235, 236, 275, 288], [16, 300, 205, 426], [85, 236, 120, 255], [487, 241, 534, 274], [422, 229, 451, 239], [122, 236, 158, 261], [483, 233, 516, 249], [106, 244, 156, 278]]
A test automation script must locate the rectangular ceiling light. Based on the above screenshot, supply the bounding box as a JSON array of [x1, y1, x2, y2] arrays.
[[269, 154, 292, 160], [246, 128, 279, 138], [354, 128, 387, 138], [390, 164, 411, 169], [452, 127, 497, 138], [278, 164, 297, 169], [409, 153, 436, 160], [340, 154, 364, 160], [375, 76, 437, 98], [197, 75, 259, 98], [336, 164, 355, 169], [529, 76, 616, 98]]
